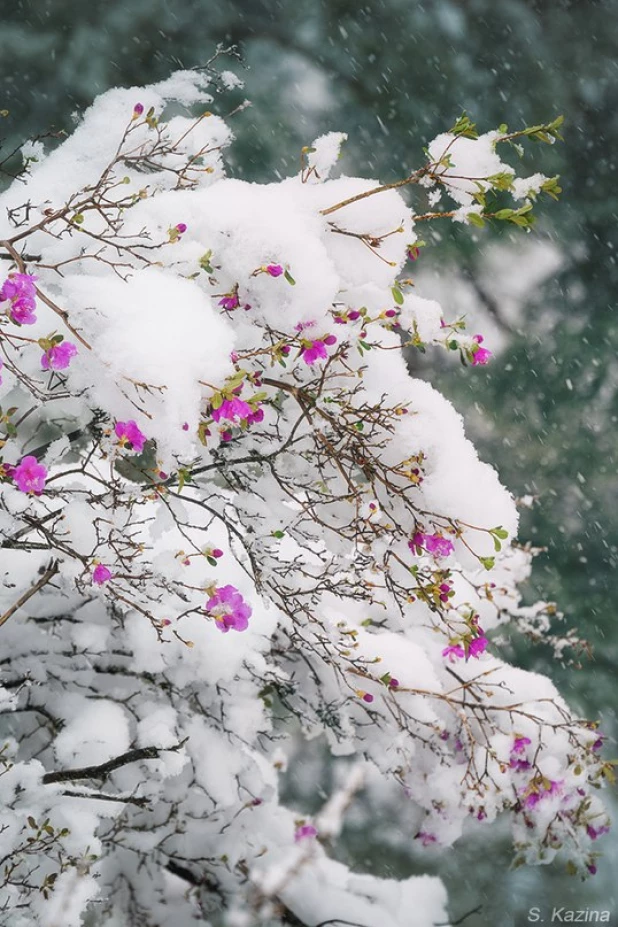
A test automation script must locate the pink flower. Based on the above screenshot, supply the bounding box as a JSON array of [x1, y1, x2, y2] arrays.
[[301, 335, 337, 366], [294, 824, 318, 843], [512, 736, 532, 755], [219, 294, 240, 311], [471, 334, 492, 366], [407, 245, 421, 261], [416, 831, 437, 847], [133, 102, 144, 117], [115, 420, 147, 453], [265, 264, 284, 277], [388, 677, 400, 689], [442, 644, 465, 662], [211, 397, 253, 424], [409, 532, 454, 558], [0, 273, 37, 303], [41, 341, 78, 371], [467, 636, 488, 658], [206, 584, 252, 633], [522, 779, 563, 809], [438, 582, 451, 603], [176, 223, 187, 234], [12, 456, 47, 494], [1, 273, 38, 325], [587, 824, 610, 841], [92, 564, 113, 585]]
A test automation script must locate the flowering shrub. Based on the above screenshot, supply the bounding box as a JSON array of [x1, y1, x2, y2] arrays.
[[0, 67, 609, 927]]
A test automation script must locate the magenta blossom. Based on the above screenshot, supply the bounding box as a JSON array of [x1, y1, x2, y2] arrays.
[[219, 294, 240, 311], [442, 644, 465, 662], [471, 334, 492, 366], [523, 779, 563, 809], [1, 273, 38, 325], [301, 335, 337, 366], [115, 420, 147, 453], [512, 736, 532, 755], [92, 564, 113, 585], [265, 264, 284, 277], [416, 832, 437, 847], [206, 584, 252, 633], [41, 341, 78, 371], [587, 824, 610, 841], [467, 636, 488, 658], [409, 532, 455, 558], [12, 456, 47, 494], [133, 102, 144, 117], [211, 398, 253, 424], [176, 223, 187, 234], [294, 824, 318, 843]]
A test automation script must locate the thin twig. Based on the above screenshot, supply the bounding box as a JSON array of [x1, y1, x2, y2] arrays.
[[0, 560, 59, 629]]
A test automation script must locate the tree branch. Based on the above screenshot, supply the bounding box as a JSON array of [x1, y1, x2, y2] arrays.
[[42, 738, 188, 785], [0, 560, 59, 629]]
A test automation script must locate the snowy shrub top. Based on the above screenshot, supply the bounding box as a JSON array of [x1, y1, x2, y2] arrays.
[[0, 68, 607, 927]]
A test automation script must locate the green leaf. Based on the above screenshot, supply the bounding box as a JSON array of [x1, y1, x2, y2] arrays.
[[271, 530, 285, 539], [449, 112, 479, 139], [479, 556, 495, 570], [493, 208, 515, 220], [466, 212, 486, 228], [284, 269, 296, 286], [391, 285, 404, 305], [492, 527, 509, 539]]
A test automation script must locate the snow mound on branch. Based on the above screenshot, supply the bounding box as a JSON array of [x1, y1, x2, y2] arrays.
[[62, 268, 235, 462], [54, 700, 130, 766]]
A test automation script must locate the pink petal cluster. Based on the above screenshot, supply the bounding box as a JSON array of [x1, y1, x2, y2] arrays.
[[442, 634, 488, 662], [115, 420, 147, 453], [587, 824, 610, 841], [471, 334, 492, 366], [442, 644, 465, 662], [467, 635, 488, 658], [92, 564, 113, 585], [0, 273, 38, 325], [510, 735, 532, 771], [294, 824, 318, 843], [301, 334, 337, 366], [265, 264, 284, 277], [409, 532, 454, 558], [12, 456, 47, 494], [211, 398, 253, 424], [133, 102, 144, 117], [522, 779, 563, 810], [219, 294, 240, 311], [41, 341, 78, 371], [416, 831, 437, 847], [206, 584, 252, 633]]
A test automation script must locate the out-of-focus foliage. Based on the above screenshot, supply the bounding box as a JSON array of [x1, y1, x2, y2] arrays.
[[1, 2, 616, 924]]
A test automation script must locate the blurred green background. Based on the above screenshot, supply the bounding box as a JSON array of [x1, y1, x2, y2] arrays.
[[1, 1, 616, 923]]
